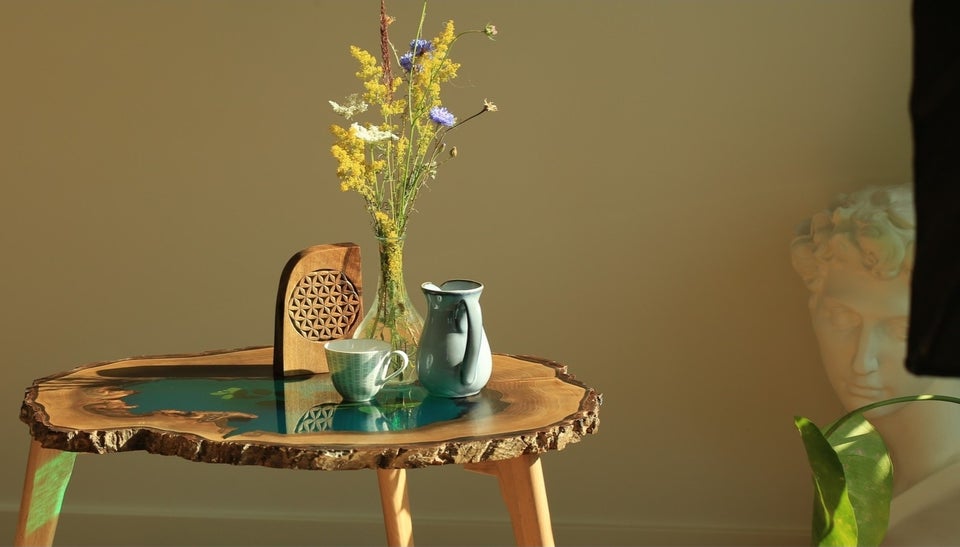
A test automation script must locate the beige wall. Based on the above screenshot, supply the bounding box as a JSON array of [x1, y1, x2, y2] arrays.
[[0, 1, 911, 544]]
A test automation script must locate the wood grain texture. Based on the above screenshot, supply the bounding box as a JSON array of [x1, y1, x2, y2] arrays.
[[273, 243, 363, 377], [20, 349, 601, 472]]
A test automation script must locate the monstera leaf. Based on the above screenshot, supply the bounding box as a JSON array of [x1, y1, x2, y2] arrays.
[[795, 413, 892, 546]]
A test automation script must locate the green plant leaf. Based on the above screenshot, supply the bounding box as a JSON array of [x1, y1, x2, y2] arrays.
[[824, 413, 892, 546], [795, 416, 858, 546], [796, 395, 960, 546]]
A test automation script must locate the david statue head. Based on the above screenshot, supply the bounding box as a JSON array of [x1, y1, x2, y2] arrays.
[[791, 183, 960, 536]]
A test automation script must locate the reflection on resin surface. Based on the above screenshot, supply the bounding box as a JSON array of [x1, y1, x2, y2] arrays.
[[105, 368, 503, 436], [292, 394, 493, 434]]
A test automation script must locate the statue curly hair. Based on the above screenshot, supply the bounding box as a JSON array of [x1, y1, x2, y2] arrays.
[[791, 184, 914, 293]]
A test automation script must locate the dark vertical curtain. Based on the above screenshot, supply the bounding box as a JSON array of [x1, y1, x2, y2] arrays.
[[907, 2, 960, 376]]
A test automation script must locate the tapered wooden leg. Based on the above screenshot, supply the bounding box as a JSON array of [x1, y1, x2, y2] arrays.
[[15, 439, 77, 547], [466, 454, 555, 547], [376, 468, 414, 547]]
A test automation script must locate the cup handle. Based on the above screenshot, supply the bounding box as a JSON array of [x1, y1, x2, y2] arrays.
[[377, 350, 409, 385]]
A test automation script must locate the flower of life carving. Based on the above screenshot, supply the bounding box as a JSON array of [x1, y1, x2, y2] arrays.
[[288, 269, 361, 341], [294, 404, 336, 433]]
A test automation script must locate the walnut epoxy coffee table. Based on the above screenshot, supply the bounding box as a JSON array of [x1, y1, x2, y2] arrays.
[[16, 347, 600, 547]]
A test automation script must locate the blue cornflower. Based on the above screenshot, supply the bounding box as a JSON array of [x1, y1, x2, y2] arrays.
[[399, 52, 415, 72], [410, 39, 434, 56], [429, 106, 456, 127]]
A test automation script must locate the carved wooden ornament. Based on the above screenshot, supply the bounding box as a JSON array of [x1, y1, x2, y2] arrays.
[[273, 243, 362, 377]]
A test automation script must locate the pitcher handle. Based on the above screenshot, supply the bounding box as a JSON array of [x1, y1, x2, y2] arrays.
[[460, 299, 483, 387]]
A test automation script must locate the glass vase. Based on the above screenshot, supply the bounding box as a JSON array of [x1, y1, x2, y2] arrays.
[[353, 236, 423, 385]]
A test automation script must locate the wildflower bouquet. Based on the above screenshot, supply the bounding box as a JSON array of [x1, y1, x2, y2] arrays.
[[329, 0, 496, 383]]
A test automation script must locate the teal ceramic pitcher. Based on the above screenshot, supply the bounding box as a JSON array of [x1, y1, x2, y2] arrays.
[[417, 280, 492, 398]]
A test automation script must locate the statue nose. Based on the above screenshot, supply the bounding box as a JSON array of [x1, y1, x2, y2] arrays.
[[852, 324, 882, 374]]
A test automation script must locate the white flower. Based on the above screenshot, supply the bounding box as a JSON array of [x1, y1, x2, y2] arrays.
[[350, 123, 398, 143], [329, 94, 369, 120]]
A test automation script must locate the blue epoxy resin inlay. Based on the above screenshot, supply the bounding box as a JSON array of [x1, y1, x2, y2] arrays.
[[100, 366, 504, 436]]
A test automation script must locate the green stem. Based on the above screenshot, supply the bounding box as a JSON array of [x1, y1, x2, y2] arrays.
[[446, 106, 491, 133], [824, 394, 960, 439]]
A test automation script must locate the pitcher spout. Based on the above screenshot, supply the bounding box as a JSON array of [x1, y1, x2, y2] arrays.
[[421, 281, 443, 293]]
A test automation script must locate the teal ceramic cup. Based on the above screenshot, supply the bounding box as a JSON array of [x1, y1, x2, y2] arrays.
[[324, 339, 409, 402]]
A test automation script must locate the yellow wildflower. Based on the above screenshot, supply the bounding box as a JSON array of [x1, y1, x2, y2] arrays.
[[411, 21, 459, 111], [373, 211, 399, 240], [351, 46, 381, 84], [431, 21, 459, 83], [330, 124, 376, 204]]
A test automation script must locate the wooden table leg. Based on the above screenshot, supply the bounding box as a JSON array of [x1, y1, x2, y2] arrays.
[[465, 454, 555, 547], [376, 468, 414, 547], [14, 439, 77, 547]]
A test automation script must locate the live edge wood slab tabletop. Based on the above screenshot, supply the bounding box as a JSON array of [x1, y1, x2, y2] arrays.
[[17, 347, 601, 547]]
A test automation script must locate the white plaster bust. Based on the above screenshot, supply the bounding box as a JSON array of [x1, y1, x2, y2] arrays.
[[791, 184, 960, 545]]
